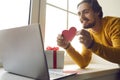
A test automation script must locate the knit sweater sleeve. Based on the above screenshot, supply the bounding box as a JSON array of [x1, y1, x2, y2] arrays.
[[90, 19, 120, 64], [65, 44, 92, 68]]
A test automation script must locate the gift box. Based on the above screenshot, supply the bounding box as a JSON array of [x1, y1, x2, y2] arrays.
[[45, 47, 64, 69]]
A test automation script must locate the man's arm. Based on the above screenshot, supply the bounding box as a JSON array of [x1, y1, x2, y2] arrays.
[[66, 44, 92, 68], [90, 24, 120, 64]]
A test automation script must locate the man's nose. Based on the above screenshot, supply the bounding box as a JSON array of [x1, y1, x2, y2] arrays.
[[80, 13, 85, 20], [79, 13, 85, 22]]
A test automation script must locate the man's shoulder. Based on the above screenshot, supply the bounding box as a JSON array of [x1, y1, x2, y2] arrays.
[[102, 16, 120, 33], [102, 16, 120, 25], [103, 16, 120, 21]]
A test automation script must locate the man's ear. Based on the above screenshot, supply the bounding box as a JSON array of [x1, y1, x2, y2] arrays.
[[96, 11, 101, 18], [94, 12, 99, 17]]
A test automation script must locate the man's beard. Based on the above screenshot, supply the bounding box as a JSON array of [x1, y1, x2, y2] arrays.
[[83, 21, 96, 29]]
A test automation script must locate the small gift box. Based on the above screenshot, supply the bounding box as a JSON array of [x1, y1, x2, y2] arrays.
[[45, 46, 64, 69]]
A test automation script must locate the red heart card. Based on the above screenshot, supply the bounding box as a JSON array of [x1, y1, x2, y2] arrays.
[[62, 27, 77, 42]]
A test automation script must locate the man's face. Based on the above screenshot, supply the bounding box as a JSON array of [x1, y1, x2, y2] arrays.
[[77, 3, 98, 29]]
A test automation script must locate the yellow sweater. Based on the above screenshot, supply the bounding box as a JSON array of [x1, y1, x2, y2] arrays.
[[66, 16, 120, 68]]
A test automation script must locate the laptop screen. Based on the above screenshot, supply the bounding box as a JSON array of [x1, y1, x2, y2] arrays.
[[0, 24, 50, 80]]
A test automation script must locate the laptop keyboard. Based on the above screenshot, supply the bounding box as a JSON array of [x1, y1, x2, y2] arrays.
[[49, 69, 76, 80], [49, 70, 66, 78]]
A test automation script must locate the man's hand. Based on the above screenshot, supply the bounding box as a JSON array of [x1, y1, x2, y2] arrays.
[[57, 34, 70, 49], [77, 29, 94, 48]]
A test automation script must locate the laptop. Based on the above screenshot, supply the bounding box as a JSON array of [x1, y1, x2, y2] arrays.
[[0, 24, 76, 80]]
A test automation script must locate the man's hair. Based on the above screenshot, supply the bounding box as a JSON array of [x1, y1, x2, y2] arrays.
[[77, 0, 103, 18]]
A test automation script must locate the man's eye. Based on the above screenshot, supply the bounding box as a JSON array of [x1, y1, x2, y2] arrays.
[[78, 12, 81, 16], [84, 10, 89, 14]]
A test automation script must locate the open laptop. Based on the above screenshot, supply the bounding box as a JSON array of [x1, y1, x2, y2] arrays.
[[0, 24, 76, 80]]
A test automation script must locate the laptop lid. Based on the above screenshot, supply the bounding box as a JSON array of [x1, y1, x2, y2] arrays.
[[0, 24, 50, 80]]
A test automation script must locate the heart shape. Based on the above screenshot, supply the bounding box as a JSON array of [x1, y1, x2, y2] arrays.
[[62, 27, 77, 42]]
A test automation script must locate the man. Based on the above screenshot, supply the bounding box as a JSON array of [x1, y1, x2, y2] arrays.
[[57, 0, 120, 68]]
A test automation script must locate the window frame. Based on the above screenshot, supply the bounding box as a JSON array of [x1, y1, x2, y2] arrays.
[[30, 0, 46, 42]]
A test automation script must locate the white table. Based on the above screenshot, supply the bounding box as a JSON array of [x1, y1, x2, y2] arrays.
[[0, 63, 119, 80]]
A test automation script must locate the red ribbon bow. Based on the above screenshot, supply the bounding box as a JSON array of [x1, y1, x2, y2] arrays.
[[46, 46, 59, 51], [46, 46, 59, 69]]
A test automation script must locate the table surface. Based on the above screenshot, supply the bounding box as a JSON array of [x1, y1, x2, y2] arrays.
[[0, 63, 119, 80]]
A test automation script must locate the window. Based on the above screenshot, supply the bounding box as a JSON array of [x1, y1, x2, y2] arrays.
[[0, 0, 30, 30], [44, 0, 83, 64], [0, 0, 31, 66], [45, 0, 82, 49]]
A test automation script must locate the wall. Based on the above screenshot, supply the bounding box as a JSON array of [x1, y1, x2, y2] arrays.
[[98, 0, 120, 17]]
